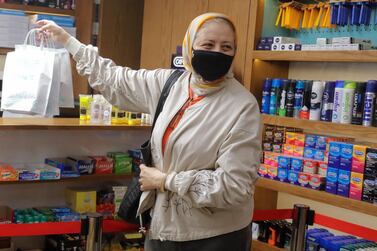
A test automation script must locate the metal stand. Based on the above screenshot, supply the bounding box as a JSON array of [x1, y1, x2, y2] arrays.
[[290, 204, 314, 251], [81, 213, 103, 251]]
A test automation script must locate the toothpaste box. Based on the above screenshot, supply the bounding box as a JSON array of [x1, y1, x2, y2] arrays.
[[303, 159, 318, 174], [318, 161, 328, 177], [337, 170, 351, 197], [278, 156, 291, 169], [328, 142, 342, 169], [293, 145, 304, 157], [295, 133, 305, 147], [277, 168, 289, 182], [305, 135, 317, 148], [362, 175, 375, 203], [258, 164, 268, 178], [309, 174, 326, 190], [298, 172, 310, 187], [349, 172, 364, 201], [283, 144, 295, 156], [326, 167, 339, 194], [365, 148, 377, 177], [340, 143, 353, 171], [291, 158, 303, 172], [288, 170, 299, 185], [304, 147, 316, 159], [267, 165, 278, 180], [314, 149, 325, 161], [315, 136, 328, 150], [351, 145, 367, 173]]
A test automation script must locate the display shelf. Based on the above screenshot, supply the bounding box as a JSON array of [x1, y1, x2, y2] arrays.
[[262, 114, 377, 139], [0, 118, 151, 130], [0, 47, 13, 55], [0, 2, 74, 16], [256, 178, 377, 217], [0, 220, 137, 237], [252, 50, 377, 63], [0, 173, 133, 185], [252, 240, 285, 251]]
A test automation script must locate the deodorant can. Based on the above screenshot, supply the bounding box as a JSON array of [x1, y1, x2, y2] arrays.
[[309, 81, 325, 121], [261, 78, 272, 114], [293, 80, 305, 118], [351, 82, 366, 125], [300, 81, 313, 120], [278, 79, 290, 117], [269, 79, 282, 115], [362, 80, 377, 126], [286, 80, 296, 117], [332, 81, 344, 123], [340, 81, 356, 124], [320, 81, 336, 122]]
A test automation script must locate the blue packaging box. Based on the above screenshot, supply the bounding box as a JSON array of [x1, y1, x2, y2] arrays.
[[328, 142, 341, 168], [340, 143, 353, 171], [304, 147, 316, 159], [337, 170, 351, 197], [288, 170, 299, 185], [305, 135, 317, 148], [315, 136, 328, 150], [314, 149, 325, 161], [277, 168, 288, 182], [278, 156, 291, 169], [325, 167, 339, 194], [291, 158, 303, 172]]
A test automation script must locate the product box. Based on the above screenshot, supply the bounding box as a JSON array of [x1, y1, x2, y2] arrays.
[[278, 156, 291, 169], [66, 156, 95, 175], [318, 161, 328, 177], [0, 206, 13, 224], [65, 188, 97, 213], [283, 144, 294, 155], [294, 133, 305, 147], [291, 158, 303, 172], [260, 37, 274, 44], [349, 172, 364, 201], [15, 164, 40, 181], [315, 136, 328, 150], [45, 158, 80, 178], [258, 164, 268, 178], [362, 175, 375, 203], [316, 38, 329, 45], [364, 148, 377, 177], [314, 149, 325, 161], [264, 125, 275, 142], [0, 165, 18, 181], [337, 170, 351, 197], [273, 127, 285, 143], [328, 142, 342, 169], [340, 143, 353, 171], [264, 152, 278, 167], [293, 145, 304, 157], [305, 135, 317, 148], [273, 36, 300, 44], [288, 170, 299, 185], [304, 147, 316, 159], [107, 152, 133, 174], [330, 37, 371, 45], [351, 145, 367, 173], [325, 167, 339, 194], [285, 132, 296, 145], [271, 43, 280, 51], [303, 159, 319, 174], [267, 165, 278, 180], [277, 168, 288, 182], [298, 172, 310, 187], [272, 144, 283, 153], [309, 174, 326, 190], [89, 156, 114, 174], [279, 43, 300, 51], [263, 141, 273, 152]]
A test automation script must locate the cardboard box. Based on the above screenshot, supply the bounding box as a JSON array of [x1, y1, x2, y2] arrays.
[[278, 156, 291, 169], [328, 142, 342, 169], [362, 175, 375, 203], [349, 172, 364, 201], [337, 170, 351, 197], [304, 147, 316, 159], [364, 148, 377, 177], [352, 145, 367, 173], [89, 156, 114, 174], [325, 167, 339, 194], [294, 145, 304, 157], [267, 165, 278, 180], [65, 188, 96, 213], [298, 172, 310, 187], [283, 144, 294, 156], [67, 156, 95, 175], [309, 174, 326, 190], [277, 168, 288, 182], [0, 165, 18, 182], [288, 170, 299, 185], [291, 158, 303, 172], [258, 164, 268, 178], [305, 135, 317, 148], [340, 143, 353, 171], [273, 36, 300, 44]]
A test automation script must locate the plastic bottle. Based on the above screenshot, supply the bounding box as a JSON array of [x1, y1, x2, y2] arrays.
[[309, 81, 325, 121], [362, 80, 377, 126], [293, 80, 305, 118], [102, 101, 112, 125], [261, 78, 272, 114], [332, 81, 344, 123], [320, 81, 336, 122], [269, 79, 282, 115], [300, 80, 312, 120], [340, 81, 356, 124], [285, 80, 296, 117], [278, 79, 290, 117], [351, 82, 366, 125], [90, 95, 102, 124]]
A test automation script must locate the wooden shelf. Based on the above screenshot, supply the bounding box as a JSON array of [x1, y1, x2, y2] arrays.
[[0, 118, 151, 130], [252, 50, 377, 63], [0, 47, 13, 55], [0, 2, 74, 16], [256, 178, 377, 217], [252, 240, 286, 251], [262, 114, 377, 140], [0, 173, 133, 185]]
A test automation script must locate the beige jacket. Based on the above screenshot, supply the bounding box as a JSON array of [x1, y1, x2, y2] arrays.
[[66, 37, 261, 242]]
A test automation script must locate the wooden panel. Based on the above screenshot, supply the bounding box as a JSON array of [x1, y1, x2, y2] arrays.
[[98, 0, 144, 69], [0, 2, 74, 15], [0, 48, 12, 55], [254, 186, 278, 210], [208, 0, 251, 83], [140, 0, 174, 69], [252, 240, 285, 251]]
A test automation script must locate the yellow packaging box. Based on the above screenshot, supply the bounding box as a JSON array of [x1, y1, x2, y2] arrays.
[[65, 188, 96, 213]]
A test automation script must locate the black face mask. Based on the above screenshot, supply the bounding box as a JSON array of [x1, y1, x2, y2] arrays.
[[191, 50, 234, 82]]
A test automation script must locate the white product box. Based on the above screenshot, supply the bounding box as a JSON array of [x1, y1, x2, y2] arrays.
[[273, 36, 301, 44], [316, 38, 329, 45], [271, 43, 280, 51], [331, 37, 371, 45]]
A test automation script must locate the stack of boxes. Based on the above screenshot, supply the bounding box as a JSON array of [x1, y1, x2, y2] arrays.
[[257, 36, 302, 51]]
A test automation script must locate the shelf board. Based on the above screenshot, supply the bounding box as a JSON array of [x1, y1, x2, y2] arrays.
[[0, 118, 151, 130], [0, 220, 137, 237], [252, 240, 286, 251], [0, 173, 133, 185], [256, 178, 377, 217], [262, 114, 377, 140], [252, 50, 377, 63], [0, 2, 74, 16], [0, 47, 13, 55]]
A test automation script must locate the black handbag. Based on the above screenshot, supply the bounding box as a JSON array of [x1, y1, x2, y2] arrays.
[[118, 70, 183, 228]]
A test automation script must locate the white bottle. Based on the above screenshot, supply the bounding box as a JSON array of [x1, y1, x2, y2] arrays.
[[90, 95, 102, 124], [309, 81, 325, 121], [102, 101, 112, 125], [332, 81, 344, 123], [340, 81, 356, 124]]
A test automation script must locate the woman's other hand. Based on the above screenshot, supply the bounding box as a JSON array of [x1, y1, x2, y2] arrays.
[[36, 20, 71, 45], [139, 164, 167, 191]]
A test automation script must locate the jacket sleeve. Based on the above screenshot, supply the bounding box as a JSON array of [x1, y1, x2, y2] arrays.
[[164, 102, 262, 209], [65, 37, 173, 114]]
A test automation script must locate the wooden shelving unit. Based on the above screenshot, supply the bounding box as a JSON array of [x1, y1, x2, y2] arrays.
[[256, 178, 377, 217], [0, 2, 74, 16], [252, 240, 286, 251], [252, 50, 377, 63], [0, 47, 12, 55]]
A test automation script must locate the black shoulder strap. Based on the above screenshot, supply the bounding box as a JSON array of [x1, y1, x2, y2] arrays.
[[151, 70, 184, 131]]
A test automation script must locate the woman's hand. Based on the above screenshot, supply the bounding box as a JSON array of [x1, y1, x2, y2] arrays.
[[139, 164, 167, 191], [35, 20, 71, 45]]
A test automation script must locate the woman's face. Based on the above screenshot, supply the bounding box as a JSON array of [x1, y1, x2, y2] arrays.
[[193, 21, 235, 56]]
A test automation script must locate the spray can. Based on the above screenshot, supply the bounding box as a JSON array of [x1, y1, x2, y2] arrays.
[[332, 81, 344, 123], [299, 81, 312, 120], [261, 78, 272, 114], [309, 81, 325, 121], [340, 81, 356, 124], [362, 80, 377, 126], [351, 82, 366, 125], [286, 80, 296, 117], [320, 81, 336, 122], [293, 80, 305, 118], [269, 79, 282, 115], [278, 79, 290, 117]]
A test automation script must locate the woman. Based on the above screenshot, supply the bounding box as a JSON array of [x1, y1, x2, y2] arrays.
[[38, 12, 261, 251]]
